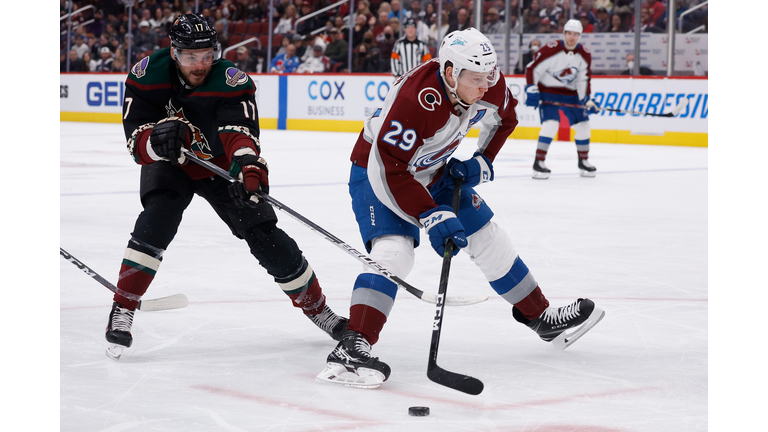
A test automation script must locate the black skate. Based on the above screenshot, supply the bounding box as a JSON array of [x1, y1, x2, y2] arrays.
[[578, 159, 596, 178], [532, 159, 551, 179], [105, 301, 135, 360], [514, 298, 605, 350], [307, 304, 349, 341], [316, 330, 391, 389]]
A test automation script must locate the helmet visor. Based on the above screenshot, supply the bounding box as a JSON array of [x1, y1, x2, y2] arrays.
[[174, 47, 219, 66], [457, 65, 500, 90]]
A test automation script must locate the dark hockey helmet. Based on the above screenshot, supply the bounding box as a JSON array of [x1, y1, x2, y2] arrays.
[[169, 13, 221, 63]]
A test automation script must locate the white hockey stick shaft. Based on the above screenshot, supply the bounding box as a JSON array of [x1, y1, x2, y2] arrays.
[[542, 98, 688, 117], [180, 148, 488, 307], [60, 248, 189, 312]]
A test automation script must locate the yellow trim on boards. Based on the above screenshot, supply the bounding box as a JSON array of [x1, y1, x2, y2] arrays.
[[60, 113, 707, 147]]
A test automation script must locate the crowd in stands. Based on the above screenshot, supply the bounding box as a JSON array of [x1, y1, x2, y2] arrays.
[[61, 0, 708, 74]]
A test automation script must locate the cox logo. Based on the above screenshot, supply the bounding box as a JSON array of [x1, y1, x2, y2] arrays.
[[365, 81, 390, 101], [308, 80, 345, 100]]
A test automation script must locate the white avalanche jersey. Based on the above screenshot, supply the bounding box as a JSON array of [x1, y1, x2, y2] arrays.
[[525, 39, 592, 99], [349, 59, 519, 226]]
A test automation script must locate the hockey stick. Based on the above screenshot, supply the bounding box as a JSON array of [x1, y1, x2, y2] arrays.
[[60, 248, 189, 312], [180, 148, 488, 307], [426, 177, 484, 395], [541, 98, 688, 117]]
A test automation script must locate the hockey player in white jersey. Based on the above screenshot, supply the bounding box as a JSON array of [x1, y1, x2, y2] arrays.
[[525, 19, 600, 179], [316, 28, 605, 389]]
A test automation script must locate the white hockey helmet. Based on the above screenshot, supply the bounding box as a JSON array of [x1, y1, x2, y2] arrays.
[[564, 19, 583, 34], [439, 28, 500, 106]]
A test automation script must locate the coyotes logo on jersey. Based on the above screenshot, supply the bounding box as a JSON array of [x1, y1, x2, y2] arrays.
[[165, 101, 214, 160]]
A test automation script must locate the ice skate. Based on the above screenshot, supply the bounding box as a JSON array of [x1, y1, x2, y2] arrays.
[[578, 159, 596, 178], [105, 301, 135, 360], [513, 298, 604, 350], [532, 159, 551, 179], [307, 304, 349, 341], [316, 330, 391, 389]]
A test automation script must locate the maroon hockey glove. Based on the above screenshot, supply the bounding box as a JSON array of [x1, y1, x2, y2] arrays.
[[149, 117, 193, 165], [229, 154, 270, 208]]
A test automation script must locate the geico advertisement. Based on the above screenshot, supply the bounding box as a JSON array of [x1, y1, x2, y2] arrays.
[[60, 73, 280, 118]]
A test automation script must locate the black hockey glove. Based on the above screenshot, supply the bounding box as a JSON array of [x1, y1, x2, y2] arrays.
[[149, 117, 193, 165], [228, 153, 270, 208]]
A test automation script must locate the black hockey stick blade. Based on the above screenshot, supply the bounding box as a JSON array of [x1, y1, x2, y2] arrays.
[[427, 364, 484, 395]]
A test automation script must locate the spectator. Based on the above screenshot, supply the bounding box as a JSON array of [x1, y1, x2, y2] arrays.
[[577, 12, 594, 33], [579, 0, 598, 24], [134, 20, 159, 53], [275, 35, 292, 56], [389, 17, 401, 36], [524, 0, 542, 22], [543, 17, 558, 33], [351, 13, 371, 48], [483, 8, 505, 34], [296, 2, 320, 35], [594, 0, 613, 13], [214, 21, 229, 48], [539, 0, 562, 23], [354, 0, 374, 22], [82, 51, 96, 72], [376, 25, 396, 71], [608, 12, 626, 32], [427, 11, 450, 46], [297, 44, 332, 73], [270, 43, 301, 73], [149, 7, 165, 32], [449, 7, 471, 32], [333, 15, 348, 35], [630, 7, 663, 33], [523, 9, 542, 33], [96, 46, 115, 72], [646, 0, 665, 28], [372, 11, 391, 38], [274, 4, 298, 35], [73, 34, 90, 59], [67, 49, 85, 72], [389, 0, 403, 21], [325, 28, 349, 69], [406, 0, 425, 21], [515, 38, 541, 74], [560, 0, 574, 20], [353, 32, 381, 72], [621, 53, 653, 75], [593, 7, 611, 32], [234, 46, 255, 71], [508, 12, 523, 34]]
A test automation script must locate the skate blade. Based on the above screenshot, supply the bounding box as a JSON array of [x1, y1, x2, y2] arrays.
[[315, 363, 385, 389], [532, 171, 550, 180], [551, 306, 605, 350], [105, 344, 125, 361], [579, 169, 596, 178]]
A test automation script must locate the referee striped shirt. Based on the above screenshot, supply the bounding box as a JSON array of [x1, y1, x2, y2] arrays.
[[390, 37, 432, 78]]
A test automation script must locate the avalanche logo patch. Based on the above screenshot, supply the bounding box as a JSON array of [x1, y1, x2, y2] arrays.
[[472, 194, 484, 210], [225, 67, 249, 87], [450, 37, 467, 47], [131, 56, 151, 78], [553, 67, 579, 84], [414, 134, 462, 172], [418, 88, 442, 111]]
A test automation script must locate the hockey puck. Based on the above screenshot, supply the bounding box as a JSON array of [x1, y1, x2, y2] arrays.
[[408, 406, 430, 416]]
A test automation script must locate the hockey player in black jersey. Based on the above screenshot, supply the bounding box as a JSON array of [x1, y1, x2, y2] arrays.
[[105, 14, 347, 360]]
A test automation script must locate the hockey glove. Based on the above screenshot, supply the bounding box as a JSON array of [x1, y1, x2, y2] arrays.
[[448, 153, 494, 188], [525, 85, 540, 108], [581, 97, 600, 115], [419, 205, 468, 257], [228, 150, 270, 208], [149, 117, 193, 165]]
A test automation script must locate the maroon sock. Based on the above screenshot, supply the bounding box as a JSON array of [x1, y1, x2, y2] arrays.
[[514, 286, 550, 320], [348, 304, 387, 345], [536, 149, 548, 161], [284, 274, 326, 315]]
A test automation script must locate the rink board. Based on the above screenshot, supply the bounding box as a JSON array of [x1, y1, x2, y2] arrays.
[[60, 73, 707, 147]]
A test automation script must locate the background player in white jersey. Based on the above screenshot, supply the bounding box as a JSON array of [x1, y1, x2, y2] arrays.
[[525, 19, 600, 179], [317, 28, 604, 389]]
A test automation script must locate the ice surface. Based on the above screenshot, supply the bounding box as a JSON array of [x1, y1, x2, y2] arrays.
[[59, 122, 708, 431]]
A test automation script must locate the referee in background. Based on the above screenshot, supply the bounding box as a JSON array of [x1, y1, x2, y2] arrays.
[[390, 18, 432, 78]]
